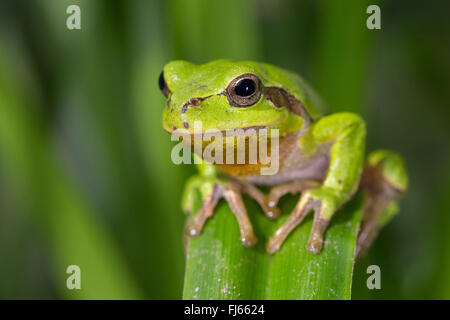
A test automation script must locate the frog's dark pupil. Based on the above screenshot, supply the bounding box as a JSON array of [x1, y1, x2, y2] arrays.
[[234, 78, 256, 97], [158, 71, 166, 91]]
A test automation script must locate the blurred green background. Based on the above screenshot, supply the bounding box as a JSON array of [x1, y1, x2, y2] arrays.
[[0, 0, 449, 299]]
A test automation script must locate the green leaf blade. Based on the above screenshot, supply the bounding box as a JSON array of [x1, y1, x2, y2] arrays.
[[268, 195, 363, 299], [183, 200, 270, 300], [183, 193, 363, 300]]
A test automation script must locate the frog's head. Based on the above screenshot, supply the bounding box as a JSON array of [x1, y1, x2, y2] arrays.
[[160, 60, 324, 136]]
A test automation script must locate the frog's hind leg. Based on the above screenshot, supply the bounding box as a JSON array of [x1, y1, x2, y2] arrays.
[[357, 150, 408, 258]]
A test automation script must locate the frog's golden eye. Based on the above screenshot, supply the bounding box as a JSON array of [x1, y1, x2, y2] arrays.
[[158, 71, 169, 98], [226, 73, 261, 107]]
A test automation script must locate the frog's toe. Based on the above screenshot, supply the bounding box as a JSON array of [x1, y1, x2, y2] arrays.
[[306, 234, 323, 254], [236, 180, 280, 220], [265, 195, 281, 215], [266, 194, 278, 207], [266, 235, 282, 254], [185, 222, 202, 237], [241, 233, 258, 247], [265, 207, 281, 220]]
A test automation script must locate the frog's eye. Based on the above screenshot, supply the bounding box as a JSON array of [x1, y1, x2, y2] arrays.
[[158, 71, 169, 98], [226, 73, 261, 107]]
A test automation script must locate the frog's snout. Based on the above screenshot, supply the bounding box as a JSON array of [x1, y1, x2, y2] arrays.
[[163, 94, 210, 133]]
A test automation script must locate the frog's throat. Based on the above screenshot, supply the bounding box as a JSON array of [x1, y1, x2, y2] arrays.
[[196, 131, 300, 176], [216, 132, 300, 176]]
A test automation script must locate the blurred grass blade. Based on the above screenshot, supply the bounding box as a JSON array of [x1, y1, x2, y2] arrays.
[[183, 194, 363, 299], [129, 0, 187, 298], [168, 0, 261, 61], [38, 0, 184, 298], [0, 45, 141, 299], [314, 0, 372, 113]]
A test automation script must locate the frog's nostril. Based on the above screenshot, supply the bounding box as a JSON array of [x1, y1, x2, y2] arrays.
[[180, 95, 211, 114], [181, 97, 201, 114], [189, 98, 201, 106]]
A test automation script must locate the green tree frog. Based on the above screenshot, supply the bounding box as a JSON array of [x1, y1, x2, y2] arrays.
[[159, 60, 408, 257]]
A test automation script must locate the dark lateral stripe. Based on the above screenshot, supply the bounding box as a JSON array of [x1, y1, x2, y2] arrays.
[[262, 86, 312, 125]]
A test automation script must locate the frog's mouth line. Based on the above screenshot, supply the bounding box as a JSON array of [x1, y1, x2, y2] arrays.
[[163, 125, 271, 138]]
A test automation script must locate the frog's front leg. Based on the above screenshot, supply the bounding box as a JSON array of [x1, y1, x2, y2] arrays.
[[182, 158, 269, 247], [265, 180, 321, 210], [266, 113, 366, 254]]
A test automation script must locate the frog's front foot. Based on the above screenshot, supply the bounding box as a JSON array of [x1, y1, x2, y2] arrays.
[[184, 183, 220, 238], [183, 176, 263, 247], [264, 180, 320, 214], [266, 187, 340, 254]]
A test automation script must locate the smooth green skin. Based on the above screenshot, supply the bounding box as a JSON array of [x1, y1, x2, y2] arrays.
[[367, 150, 408, 191], [162, 60, 326, 135], [161, 59, 407, 243]]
